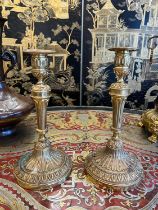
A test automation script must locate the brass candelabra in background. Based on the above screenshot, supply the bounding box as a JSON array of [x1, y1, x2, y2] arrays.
[[85, 48, 144, 190], [14, 49, 72, 190]]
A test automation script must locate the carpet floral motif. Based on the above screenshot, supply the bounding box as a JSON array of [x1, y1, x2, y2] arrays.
[[0, 110, 157, 210]]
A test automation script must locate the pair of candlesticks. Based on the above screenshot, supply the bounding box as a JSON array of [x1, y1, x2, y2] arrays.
[[14, 48, 144, 190]]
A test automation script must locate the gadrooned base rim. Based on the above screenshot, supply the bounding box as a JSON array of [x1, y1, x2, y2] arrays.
[[14, 150, 72, 190], [85, 147, 144, 190]]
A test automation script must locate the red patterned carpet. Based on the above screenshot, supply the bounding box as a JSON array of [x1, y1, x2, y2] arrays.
[[0, 110, 157, 210]]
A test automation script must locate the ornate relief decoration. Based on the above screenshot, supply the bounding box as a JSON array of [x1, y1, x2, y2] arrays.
[[0, 110, 157, 209]]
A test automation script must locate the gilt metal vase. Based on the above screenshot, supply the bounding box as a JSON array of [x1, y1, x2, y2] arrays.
[[85, 48, 144, 190], [14, 49, 72, 190]]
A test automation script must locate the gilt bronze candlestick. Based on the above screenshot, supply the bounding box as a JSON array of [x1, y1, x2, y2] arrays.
[[14, 49, 72, 190], [85, 48, 144, 189]]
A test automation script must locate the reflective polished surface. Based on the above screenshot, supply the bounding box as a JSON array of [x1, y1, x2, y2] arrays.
[[85, 48, 144, 190], [14, 49, 72, 190], [0, 108, 157, 209], [140, 100, 158, 143], [140, 36, 158, 143]]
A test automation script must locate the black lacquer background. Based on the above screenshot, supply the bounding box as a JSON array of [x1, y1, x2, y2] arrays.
[[2, 0, 158, 109]]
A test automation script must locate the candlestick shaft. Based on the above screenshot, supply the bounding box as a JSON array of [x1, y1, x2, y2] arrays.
[[108, 83, 130, 150], [31, 54, 51, 140], [108, 48, 131, 149]]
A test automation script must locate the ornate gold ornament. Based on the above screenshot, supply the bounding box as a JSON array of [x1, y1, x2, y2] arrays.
[[140, 104, 158, 143], [139, 35, 158, 143], [85, 48, 144, 190], [14, 49, 72, 190]]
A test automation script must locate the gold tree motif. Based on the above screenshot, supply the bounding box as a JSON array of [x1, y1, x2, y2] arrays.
[[85, 66, 109, 92], [86, 0, 107, 28], [18, 0, 55, 48], [52, 22, 81, 51]]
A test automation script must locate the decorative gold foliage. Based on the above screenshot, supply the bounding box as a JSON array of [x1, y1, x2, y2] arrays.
[[86, 0, 107, 28], [52, 22, 80, 51], [1, 0, 81, 106]]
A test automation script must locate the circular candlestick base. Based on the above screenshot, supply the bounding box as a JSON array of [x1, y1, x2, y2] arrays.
[[14, 143, 72, 190], [85, 147, 143, 190]]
